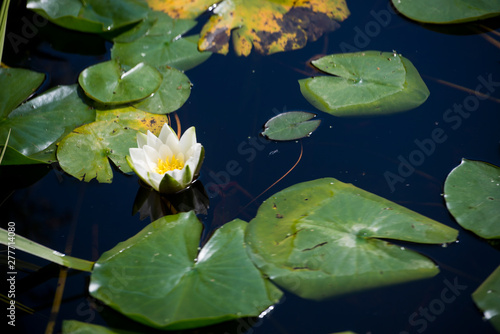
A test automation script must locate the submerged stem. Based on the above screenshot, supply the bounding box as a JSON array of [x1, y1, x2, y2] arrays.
[[0, 228, 94, 272]]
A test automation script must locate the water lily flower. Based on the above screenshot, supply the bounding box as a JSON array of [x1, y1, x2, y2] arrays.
[[127, 124, 204, 194]]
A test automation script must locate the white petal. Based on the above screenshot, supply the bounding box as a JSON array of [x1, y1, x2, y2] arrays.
[[148, 171, 163, 191], [166, 132, 180, 155], [184, 145, 202, 174], [136, 132, 148, 148], [158, 144, 173, 160], [143, 145, 160, 170], [127, 154, 151, 187], [178, 127, 197, 155], [146, 131, 163, 151], [130, 155, 149, 171], [158, 123, 177, 144], [129, 147, 147, 163]]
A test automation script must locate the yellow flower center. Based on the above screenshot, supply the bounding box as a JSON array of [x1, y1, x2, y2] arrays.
[[155, 155, 184, 174]]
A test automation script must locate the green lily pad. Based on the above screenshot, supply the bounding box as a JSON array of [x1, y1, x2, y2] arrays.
[[27, 0, 149, 33], [89, 211, 282, 330], [444, 159, 500, 239], [0, 67, 45, 118], [245, 178, 458, 300], [299, 51, 430, 116], [78, 60, 162, 105], [63, 320, 136, 334], [57, 120, 137, 183], [261, 111, 321, 141], [131, 65, 192, 114], [112, 11, 211, 71], [56, 107, 168, 183], [391, 0, 500, 24], [0, 145, 47, 165], [472, 265, 500, 332], [0, 85, 95, 163]]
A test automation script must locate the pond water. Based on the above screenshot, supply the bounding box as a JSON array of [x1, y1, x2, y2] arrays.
[[1, 0, 500, 333]]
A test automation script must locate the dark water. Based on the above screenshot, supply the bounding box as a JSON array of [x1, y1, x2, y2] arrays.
[[2, 0, 500, 333]]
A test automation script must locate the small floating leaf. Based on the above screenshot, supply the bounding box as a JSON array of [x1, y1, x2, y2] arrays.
[[245, 178, 458, 300], [391, 0, 500, 24], [79, 60, 162, 105], [261, 111, 320, 141], [89, 211, 282, 330], [299, 51, 430, 116], [444, 159, 500, 239], [27, 0, 149, 33], [472, 265, 500, 332]]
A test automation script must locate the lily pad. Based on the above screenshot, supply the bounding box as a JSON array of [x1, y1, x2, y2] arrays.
[[57, 120, 136, 183], [0, 85, 95, 163], [261, 111, 320, 141], [444, 159, 500, 239], [299, 51, 430, 116], [57, 108, 168, 183], [245, 178, 458, 300], [391, 0, 500, 24], [197, 0, 350, 56], [96, 107, 169, 135], [78, 60, 162, 105], [27, 0, 149, 33], [0, 67, 45, 118], [111, 11, 211, 71], [89, 211, 283, 330], [0, 145, 47, 165], [472, 265, 500, 332], [147, 0, 215, 19], [131, 65, 192, 114], [63, 320, 136, 334]]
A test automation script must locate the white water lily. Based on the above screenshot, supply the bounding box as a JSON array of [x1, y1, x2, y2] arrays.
[[127, 124, 204, 194]]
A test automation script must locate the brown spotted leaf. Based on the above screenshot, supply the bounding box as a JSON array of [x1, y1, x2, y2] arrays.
[[148, 0, 350, 56]]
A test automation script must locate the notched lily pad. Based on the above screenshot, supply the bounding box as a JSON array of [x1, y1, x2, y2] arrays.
[[57, 107, 168, 183], [472, 265, 500, 332], [89, 211, 282, 330], [245, 178, 458, 300], [79, 60, 162, 105], [444, 159, 500, 239], [391, 0, 500, 24], [57, 120, 137, 183], [261, 111, 320, 141], [299, 51, 430, 116]]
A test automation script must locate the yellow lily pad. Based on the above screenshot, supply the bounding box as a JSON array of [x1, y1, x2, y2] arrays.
[[148, 0, 350, 56]]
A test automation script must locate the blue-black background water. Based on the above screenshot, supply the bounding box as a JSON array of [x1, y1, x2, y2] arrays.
[[1, 0, 499, 333]]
